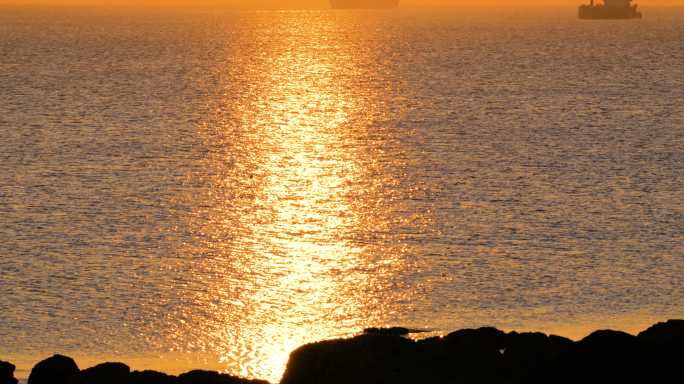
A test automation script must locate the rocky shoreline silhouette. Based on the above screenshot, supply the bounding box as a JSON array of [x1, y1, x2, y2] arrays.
[[2, 319, 681, 384]]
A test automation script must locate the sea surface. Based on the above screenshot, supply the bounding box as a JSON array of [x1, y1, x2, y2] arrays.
[[1, 6, 683, 382]]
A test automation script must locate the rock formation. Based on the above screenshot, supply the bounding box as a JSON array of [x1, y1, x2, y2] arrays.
[[7, 319, 683, 384], [282, 320, 683, 384], [0, 360, 19, 384], [27, 354, 79, 384], [72, 362, 131, 384]]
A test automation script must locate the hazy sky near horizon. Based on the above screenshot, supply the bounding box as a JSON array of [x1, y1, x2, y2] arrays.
[[2, 0, 683, 7]]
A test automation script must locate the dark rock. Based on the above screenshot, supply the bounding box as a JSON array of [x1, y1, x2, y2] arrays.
[[129, 370, 177, 384], [280, 334, 419, 384], [501, 332, 573, 382], [14, 319, 684, 384], [443, 326, 507, 348], [281, 327, 575, 384], [534, 330, 642, 384], [72, 362, 130, 384], [285, 323, 681, 384], [637, 319, 684, 382], [579, 329, 638, 349], [0, 360, 18, 384], [363, 327, 410, 336], [177, 370, 269, 384], [28, 354, 79, 384], [363, 327, 431, 336], [435, 327, 509, 383], [637, 319, 684, 344]]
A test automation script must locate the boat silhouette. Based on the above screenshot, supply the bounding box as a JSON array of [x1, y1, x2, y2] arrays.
[[579, 0, 642, 19]]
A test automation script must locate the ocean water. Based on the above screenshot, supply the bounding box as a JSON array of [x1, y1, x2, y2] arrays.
[[0, 6, 682, 382]]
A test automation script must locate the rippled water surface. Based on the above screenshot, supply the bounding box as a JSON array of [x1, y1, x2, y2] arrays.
[[1, 6, 683, 382]]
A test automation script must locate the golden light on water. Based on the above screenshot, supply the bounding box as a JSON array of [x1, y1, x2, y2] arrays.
[[181, 13, 412, 382], [225, 51, 363, 379], [2, 7, 682, 382], [140, 10, 684, 383]]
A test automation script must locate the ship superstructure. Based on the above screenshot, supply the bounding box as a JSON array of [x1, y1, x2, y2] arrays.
[[579, 0, 642, 19], [330, 0, 399, 9]]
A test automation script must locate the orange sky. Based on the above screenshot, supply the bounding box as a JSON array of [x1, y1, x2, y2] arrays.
[[1, 0, 682, 7]]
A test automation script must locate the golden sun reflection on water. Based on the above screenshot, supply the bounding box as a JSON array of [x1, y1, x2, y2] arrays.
[[228, 59, 364, 379], [186, 14, 409, 382], [3, 10, 682, 382], [167, 12, 684, 384]]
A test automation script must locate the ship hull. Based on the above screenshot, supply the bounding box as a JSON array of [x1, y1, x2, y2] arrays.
[[330, 0, 399, 9], [579, 5, 642, 19]]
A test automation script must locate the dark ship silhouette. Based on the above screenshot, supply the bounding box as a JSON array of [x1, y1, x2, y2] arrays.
[[579, 0, 642, 19], [330, 0, 399, 9]]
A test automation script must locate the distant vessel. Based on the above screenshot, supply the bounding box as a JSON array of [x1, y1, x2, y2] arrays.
[[330, 0, 399, 9], [579, 0, 642, 19]]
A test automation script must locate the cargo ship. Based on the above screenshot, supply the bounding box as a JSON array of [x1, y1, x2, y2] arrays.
[[330, 0, 399, 9], [579, 0, 642, 19]]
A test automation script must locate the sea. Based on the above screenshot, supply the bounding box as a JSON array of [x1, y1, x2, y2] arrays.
[[1, 5, 682, 383]]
